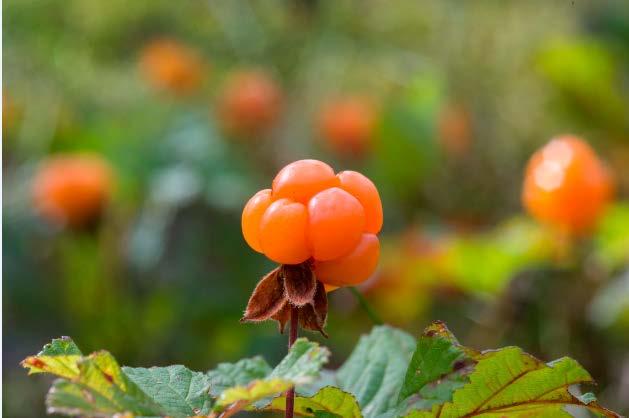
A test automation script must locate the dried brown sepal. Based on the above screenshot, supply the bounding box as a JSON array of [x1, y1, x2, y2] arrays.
[[299, 304, 328, 338], [281, 263, 317, 307], [271, 303, 291, 334], [312, 280, 328, 329], [241, 267, 286, 322], [242, 262, 329, 337]]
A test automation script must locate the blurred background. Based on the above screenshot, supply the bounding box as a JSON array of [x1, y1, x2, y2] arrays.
[[3, 1, 629, 416]]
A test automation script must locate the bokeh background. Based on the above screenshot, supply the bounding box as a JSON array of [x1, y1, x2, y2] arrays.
[[3, 1, 629, 417]]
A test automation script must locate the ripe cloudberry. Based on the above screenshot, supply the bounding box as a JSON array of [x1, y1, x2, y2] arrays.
[[522, 135, 613, 235], [318, 97, 376, 157], [217, 70, 282, 138], [140, 38, 204, 95], [33, 154, 113, 228], [241, 160, 382, 334]]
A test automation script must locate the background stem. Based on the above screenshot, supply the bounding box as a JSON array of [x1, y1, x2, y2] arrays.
[[349, 286, 383, 325], [285, 306, 298, 418]]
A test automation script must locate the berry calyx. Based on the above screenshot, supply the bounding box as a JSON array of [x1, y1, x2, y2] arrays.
[[522, 135, 613, 235], [32, 153, 113, 228]]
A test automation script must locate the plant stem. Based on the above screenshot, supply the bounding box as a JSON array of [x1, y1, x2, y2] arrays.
[[285, 306, 298, 418], [349, 286, 383, 325]]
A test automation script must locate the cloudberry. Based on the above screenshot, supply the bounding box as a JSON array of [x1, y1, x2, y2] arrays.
[[33, 154, 113, 228], [140, 38, 205, 95], [522, 135, 613, 235], [217, 70, 282, 138], [318, 97, 376, 157], [242, 159, 382, 286]]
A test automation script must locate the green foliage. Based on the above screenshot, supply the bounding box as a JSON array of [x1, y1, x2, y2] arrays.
[[23, 322, 620, 417], [398, 322, 476, 409], [123, 366, 213, 416], [23, 337, 329, 418]]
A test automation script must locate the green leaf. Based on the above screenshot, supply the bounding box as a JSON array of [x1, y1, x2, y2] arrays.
[[45, 350, 164, 417], [214, 338, 330, 412], [206, 356, 272, 396], [404, 346, 620, 418], [334, 325, 416, 417], [398, 321, 476, 409], [122, 365, 213, 416], [269, 338, 331, 383], [266, 386, 362, 418]]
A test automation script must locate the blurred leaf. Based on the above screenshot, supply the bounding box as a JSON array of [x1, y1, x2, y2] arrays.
[[122, 365, 213, 416], [265, 386, 362, 418], [373, 73, 443, 199], [444, 217, 553, 296], [589, 268, 629, 330], [594, 203, 629, 270], [537, 38, 627, 131]]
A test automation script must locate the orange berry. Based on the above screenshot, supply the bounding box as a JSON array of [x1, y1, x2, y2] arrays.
[[259, 198, 311, 264], [337, 170, 383, 234], [318, 97, 376, 157], [241, 189, 272, 253], [308, 187, 365, 260], [315, 234, 380, 286], [140, 38, 205, 95], [33, 154, 113, 227], [522, 135, 613, 235], [272, 159, 338, 204], [217, 70, 282, 138]]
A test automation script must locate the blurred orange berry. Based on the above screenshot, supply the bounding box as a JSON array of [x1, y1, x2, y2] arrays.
[[318, 97, 376, 157], [140, 38, 205, 95], [33, 154, 113, 228], [217, 70, 282, 138], [437, 103, 472, 157], [522, 135, 613, 235], [242, 159, 382, 286]]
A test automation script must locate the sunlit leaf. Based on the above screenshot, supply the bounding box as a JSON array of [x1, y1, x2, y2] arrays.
[[22, 337, 83, 379], [266, 386, 362, 418], [404, 346, 619, 417]]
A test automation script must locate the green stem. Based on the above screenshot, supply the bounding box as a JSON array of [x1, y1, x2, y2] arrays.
[[349, 287, 383, 325]]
